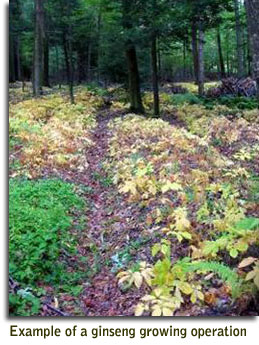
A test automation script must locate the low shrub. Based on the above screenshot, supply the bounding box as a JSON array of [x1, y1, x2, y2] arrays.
[[9, 178, 85, 286]]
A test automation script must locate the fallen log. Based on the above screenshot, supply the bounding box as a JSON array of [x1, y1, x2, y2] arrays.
[[207, 77, 257, 98]]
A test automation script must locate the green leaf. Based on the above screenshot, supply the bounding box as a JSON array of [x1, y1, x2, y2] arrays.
[[152, 244, 160, 257], [235, 217, 259, 231], [229, 248, 238, 258]]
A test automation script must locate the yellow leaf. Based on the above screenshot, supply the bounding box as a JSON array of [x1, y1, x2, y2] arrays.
[[238, 257, 257, 268], [135, 303, 145, 316], [120, 181, 137, 195], [161, 181, 182, 193], [245, 270, 256, 281], [178, 282, 193, 295], [190, 292, 196, 304], [197, 291, 204, 301], [133, 272, 143, 289], [162, 307, 173, 316], [254, 273, 259, 289], [152, 307, 162, 316], [118, 275, 130, 285]]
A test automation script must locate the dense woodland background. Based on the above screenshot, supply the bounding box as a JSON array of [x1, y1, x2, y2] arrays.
[[9, 0, 259, 112]]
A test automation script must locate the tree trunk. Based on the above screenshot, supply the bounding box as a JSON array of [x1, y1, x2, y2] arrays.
[[43, 37, 50, 87], [97, 9, 102, 82], [183, 39, 187, 80], [245, 0, 259, 99], [55, 46, 61, 88], [125, 45, 144, 113], [63, 31, 74, 104], [9, 34, 15, 82], [158, 40, 162, 76], [247, 33, 252, 76], [197, 23, 205, 96], [150, 0, 159, 117], [234, 0, 244, 77], [217, 28, 226, 79], [77, 50, 86, 83], [87, 42, 92, 82], [151, 33, 159, 117], [122, 0, 144, 113], [14, 35, 21, 81], [191, 20, 199, 83], [33, 0, 44, 96]]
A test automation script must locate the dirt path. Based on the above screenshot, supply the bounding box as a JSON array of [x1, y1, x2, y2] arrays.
[[73, 112, 146, 316]]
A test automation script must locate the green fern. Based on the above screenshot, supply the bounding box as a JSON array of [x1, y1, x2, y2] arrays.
[[177, 260, 243, 298]]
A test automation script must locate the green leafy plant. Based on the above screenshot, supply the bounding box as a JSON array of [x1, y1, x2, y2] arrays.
[[9, 178, 85, 285], [9, 291, 41, 316]]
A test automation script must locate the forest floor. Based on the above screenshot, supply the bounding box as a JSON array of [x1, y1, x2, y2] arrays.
[[9, 82, 259, 317]]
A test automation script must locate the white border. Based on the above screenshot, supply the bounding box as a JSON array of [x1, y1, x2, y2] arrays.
[[1, 1, 257, 344]]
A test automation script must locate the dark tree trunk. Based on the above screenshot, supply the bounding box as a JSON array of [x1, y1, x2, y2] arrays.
[[197, 23, 205, 96], [217, 28, 226, 79], [9, 34, 15, 82], [191, 20, 199, 83], [55, 46, 61, 88], [150, 0, 159, 117], [247, 32, 252, 76], [77, 50, 86, 83], [97, 9, 102, 82], [14, 35, 21, 80], [33, 0, 44, 96], [125, 44, 144, 113], [158, 40, 162, 75], [151, 33, 159, 117], [245, 0, 259, 99], [63, 31, 74, 104], [234, 0, 245, 77], [87, 42, 92, 82], [122, 0, 144, 113], [43, 37, 50, 87], [183, 39, 187, 80]]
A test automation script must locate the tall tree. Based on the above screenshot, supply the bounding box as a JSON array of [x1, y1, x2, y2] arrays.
[[234, 0, 244, 77], [245, 0, 259, 99], [43, 6, 50, 87], [191, 20, 199, 83], [197, 22, 205, 95], [33, 0, 44, 96], [122, 0, 144, 114], [9, 0, 23, 82], [150, 0, 159, 117]]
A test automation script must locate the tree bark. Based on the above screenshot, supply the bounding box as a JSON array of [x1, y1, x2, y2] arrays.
[[14, 35, 21, 81], [9, 34, 15, 82], [150, 0, 159, 117], [151, 33, 159, 117], [197, 23, 205, 96], [125, 45, 144, 113], [245, 0, 259, 99], [87, 42, 92, 82], [33, 0, 44, 96], [191, 20, 199, 83], [63, 31, 75, 104], [183, 39, 187, 80], [217, 28, 226, 79], [96, 9, 102, 82], [234, 0, 245, 77], [43, 37, 50, 87], [122, 0, 144, 113]]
